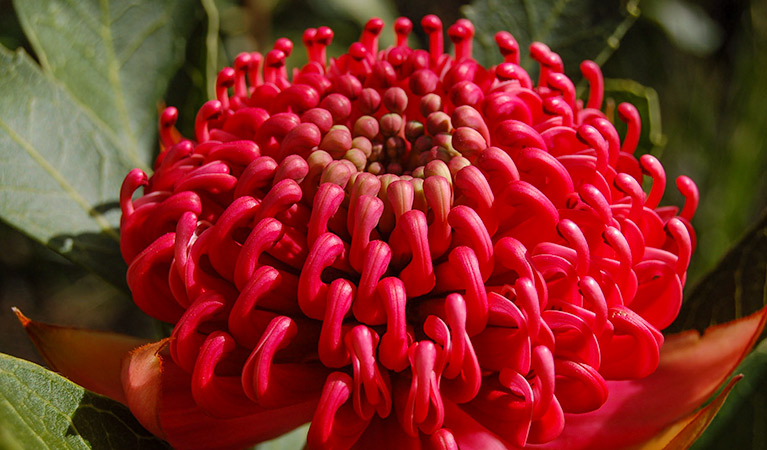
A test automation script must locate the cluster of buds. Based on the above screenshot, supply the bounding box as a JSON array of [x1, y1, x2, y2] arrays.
[[119, 15, 698, 449]]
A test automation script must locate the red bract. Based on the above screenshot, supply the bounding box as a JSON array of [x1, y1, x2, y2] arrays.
[[116, 15, 704, 450]]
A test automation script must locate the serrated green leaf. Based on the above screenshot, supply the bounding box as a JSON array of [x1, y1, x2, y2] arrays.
[[463, 0, 640, 73], [0, 352, 170, 450], [0, 0, 197, 287], [690, 337, 767, 450], [603, 77, 665, 155], [669, 209, 767, 334]]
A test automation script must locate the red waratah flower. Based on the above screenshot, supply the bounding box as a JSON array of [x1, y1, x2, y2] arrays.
[[15, 15, 767, 450]]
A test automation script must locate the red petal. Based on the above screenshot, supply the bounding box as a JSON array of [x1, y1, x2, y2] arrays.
[[123, 339, 319, 450], [531, 306, 767, 449], [630, 374, 742, 450], [443, 399, 518, 450], [351, 415, 422, 450], [122, 340, 166, 438], [14, 307, 148, 404]]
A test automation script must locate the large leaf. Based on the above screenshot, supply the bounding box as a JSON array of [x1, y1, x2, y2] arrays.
[[0, 352, 170, 449], [463, 0, 640, 72], [691, 338, 767, 449], [669, 209, 767, 334], [0, 0, 197, 287], [13, 0, 195, 162]]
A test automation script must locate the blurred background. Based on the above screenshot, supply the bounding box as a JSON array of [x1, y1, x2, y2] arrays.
[[0, 0, 765, 366]]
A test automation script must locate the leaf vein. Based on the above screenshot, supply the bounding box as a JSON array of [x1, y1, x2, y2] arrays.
[[117, 12, 173, 68], [0, 116, 120, 242], [14, 10, 52, 73], [98, 0, 140, 164], [0, 396, 53, 450]]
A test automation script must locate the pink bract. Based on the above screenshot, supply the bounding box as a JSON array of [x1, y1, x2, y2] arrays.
[[118, 15, 703, 450]]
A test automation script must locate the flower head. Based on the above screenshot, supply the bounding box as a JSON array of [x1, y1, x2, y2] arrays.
[[119, 15, 702, 449]]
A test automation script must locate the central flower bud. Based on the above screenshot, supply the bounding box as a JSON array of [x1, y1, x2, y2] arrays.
[[119, 15, 698, 450]]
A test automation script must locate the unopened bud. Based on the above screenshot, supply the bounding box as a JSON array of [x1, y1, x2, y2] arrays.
[[410, 69, 439, 96], [449, 80, 483, 108], [353, 115, 380, 140], [426, 111, 452, 135], [344, 148, 368, 171], [448, 156, 471, 177], [383, 87, 408, 114], [414, 135, 432, 153], [385, 136, 407, 159], [380, 113, 403, 137], [424, 159, 452, 186], [405, 120, 425, 142], [367, 161, 383, 174], [452, 126, 486, 160], [420, 93, 442, 118], [321, 160, 354, 187], [301, 108, 334, 134], [352, 136, 373, 157], [451, 105, 490, 146], [320, 93, 353, 124], [358, 88, 381, 115], [320, 125, 353, 158]]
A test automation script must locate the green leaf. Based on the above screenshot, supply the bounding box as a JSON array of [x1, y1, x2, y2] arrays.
[[13, 0, 196, 162], [0, 0, 197, 287], [669, 209, 767, 334], [602, 78, 665, 155], [0, 47, 128, 287], [690, 337, 767, 450], [463, 0, 641, 72], [254, 423, 310, 450], [0, 352, 170, 449]]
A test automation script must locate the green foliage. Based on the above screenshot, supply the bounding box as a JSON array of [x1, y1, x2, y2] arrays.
[[0, 47, 129, 288], [255, 424, 310, 450], [13, 0, 196, 162], [669, 210, 767, 334], [464, 0, 640, 72], [0, 353, 169, 449], [0, 0, 197, 287]]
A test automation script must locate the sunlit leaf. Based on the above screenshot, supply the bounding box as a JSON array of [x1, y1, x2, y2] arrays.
[[13, 0, 196, 161], [0, 352, 170, 449], [0, 0, 197, 287]]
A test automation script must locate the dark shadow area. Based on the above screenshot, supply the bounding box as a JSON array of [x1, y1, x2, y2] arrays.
[[48, 229, 128, 292], [0, 0, 33, 56], [0, 221, 156, 366], [67, 391, 171, 449], [91, 201, 121, 215], [668, 208, 767, 335]]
